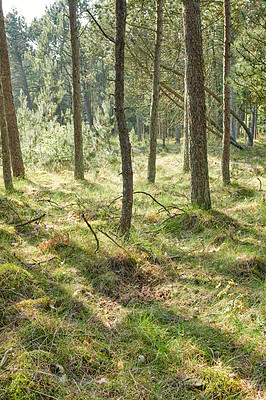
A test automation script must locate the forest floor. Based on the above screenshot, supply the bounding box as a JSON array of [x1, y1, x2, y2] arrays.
[[0, 137, 265, 400]]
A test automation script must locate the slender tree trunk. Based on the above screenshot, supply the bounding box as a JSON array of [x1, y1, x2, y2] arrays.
[[115, 0, 133, 237], [137, 115, 142, 141], [222, 0, 231, 185], [147, 0, 163, 183], [175, 124, 180, 144], [0, 75, 13, 191], [82, 81, 93, 128], [183, 60, 189, 172], [230, 87, 236, 141], [87, 89, 93, 127], [248, 104, 256, 146], [81, 81, 90, 126], [182, 0, 211, 209], [68, 0, 84, 180], [0, 0, 24, 178]]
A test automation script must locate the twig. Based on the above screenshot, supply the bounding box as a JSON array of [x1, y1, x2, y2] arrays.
[[0, 347, 13, 369], [133, 191, 171, 215], [98, 228, 129, 254], [16, 214, 46, 227], [108, 195, 123, 208], [82, 214, 100, 253], [257, 177, 262, 190], [27, 256, 56, 266], [12, 252, 29, 268], [37, 199, 63, 209], [0, 198, 22, 221]]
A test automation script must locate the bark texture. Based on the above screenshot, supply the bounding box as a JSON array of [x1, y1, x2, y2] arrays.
[[115, 0, 133, 236], [182, 0, 211, 209], [183, 61, 189, 173], [147, 0, 163, 183], [222, 0, 231, 185], [0, 75, 13, 190], [68, 0, 84, 180], [0, 0, 24, 178]]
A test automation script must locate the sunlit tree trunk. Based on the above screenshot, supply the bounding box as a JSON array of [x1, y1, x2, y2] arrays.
[[182, 0, 211, 210], [68, 0, 84, 180], [183, 60, 189, 173], [0, 75, 13, 191], [115, 0, 133, 237], [147, 0, 163, 183], [0, 0, 24, 178], [222, 0, 231, 185]]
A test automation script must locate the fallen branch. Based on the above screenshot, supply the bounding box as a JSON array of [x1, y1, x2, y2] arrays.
[[27, 256, 56, 267], [108, 195, 123, 208], [98, 228, 129, 254], [133, 191, 171, 215], [16, 214, 46, 228], [82, 214, 100, 253], [37, 199, 63, 209]]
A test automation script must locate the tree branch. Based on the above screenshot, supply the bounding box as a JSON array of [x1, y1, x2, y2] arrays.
[[133, 191, 171, 215], [16, 214, 46, 227], [81, 213, 99, 253], [86, 9, 115, 43]]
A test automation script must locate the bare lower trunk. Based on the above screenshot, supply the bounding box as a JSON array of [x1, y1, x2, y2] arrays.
[[0, 0, 24, 178], [182, 0, 211, 210], [0, 75, 13, 191], [183, 62, 189, 173], [222, 0, 231, 185], [147, 0, 163, 183], [115, 0, 133, 237], [68, 0, 84, 180]]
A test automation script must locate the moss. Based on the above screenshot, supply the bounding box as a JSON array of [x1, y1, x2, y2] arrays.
[[4, 350, 64, 400], [0, 264, 36, 306]]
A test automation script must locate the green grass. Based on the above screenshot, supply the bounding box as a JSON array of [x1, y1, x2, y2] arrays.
[[0, 136, 265, 399]]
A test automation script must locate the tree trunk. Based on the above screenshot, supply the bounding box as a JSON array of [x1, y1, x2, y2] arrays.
[[82, 81, 93, 128], [0, 0, 24, 178], [147, 0, 163, 183], [248, 104, 256, 146], [137, 115, 142, 141], [222, 0, 231, 185], [183, 60, 189, 173], [175, 124, 180, 144], [115, 0, 133, 237], [182, 0, 211, 210], [68, 0, 84, 180], [230, 87, 236, 141], [0, 75, 13, 191], [81, 81, 90, 126]]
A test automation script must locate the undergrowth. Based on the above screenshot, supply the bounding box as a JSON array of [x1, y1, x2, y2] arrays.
[[0, 136, 265, 399]]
